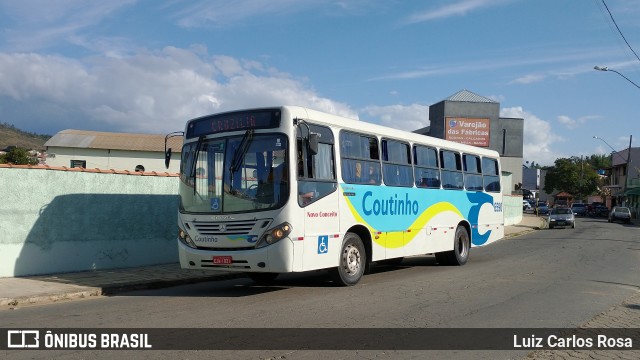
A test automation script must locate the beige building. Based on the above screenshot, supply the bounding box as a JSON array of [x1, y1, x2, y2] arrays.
[[44, 129, 183, 173]]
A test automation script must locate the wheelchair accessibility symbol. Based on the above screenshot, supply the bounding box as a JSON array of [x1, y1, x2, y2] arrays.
[[317, 235, 328, 254], [211, 197, 220, 212]]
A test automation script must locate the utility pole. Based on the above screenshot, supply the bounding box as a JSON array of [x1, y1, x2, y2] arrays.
[[623, 135, 633, 206]]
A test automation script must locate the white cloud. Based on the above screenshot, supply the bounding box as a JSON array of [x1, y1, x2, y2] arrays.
[[501, 106, 563, 166], [511, 74, 545, 84], [172, 0, 324, 28], [557, 114, 602, 130], [404, 0, 510, 24], [0, 0, 136, 52], [557, 115, 577, 129], [359, 104, 429, 131], [0, 47, 356, 134]]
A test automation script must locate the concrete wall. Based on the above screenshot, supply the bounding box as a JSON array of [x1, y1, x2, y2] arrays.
[[500, 156, 523, 192], [503, 194, 523, 226], [0, 166, 179, 277]]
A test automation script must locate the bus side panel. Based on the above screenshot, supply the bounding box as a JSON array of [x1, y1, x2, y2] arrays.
[[473, 192, 504, 247], [339, 183, 388, 262], [339, 185, 503, 258], [299, 190, 342, 271]]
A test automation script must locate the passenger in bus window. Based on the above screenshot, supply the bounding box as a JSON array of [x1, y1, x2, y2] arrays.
[[355, 162, 362, 181], [368, 164, 378, 184], [298, 157, 316, 205], [299, 182, 317, 205]]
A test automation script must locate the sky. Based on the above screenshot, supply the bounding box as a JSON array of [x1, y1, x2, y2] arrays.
[[1, 0, 639, 166]]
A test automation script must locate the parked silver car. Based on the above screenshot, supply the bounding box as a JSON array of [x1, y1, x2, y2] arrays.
[[548, 208, 575, 229], [608, 206, 631, 224]]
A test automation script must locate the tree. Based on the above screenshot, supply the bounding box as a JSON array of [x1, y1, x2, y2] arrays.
[[543, 156, 600, 200], [585, 154, 611, 172], [0, 147, 39, 165]]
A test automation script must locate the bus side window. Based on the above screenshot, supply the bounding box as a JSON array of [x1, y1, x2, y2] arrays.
[[463, 154, 483, 191], [440, 149, 463, 190], [382, 138, 412, 187], [414, 145, 440, 188], [298, 123, 337, 206], [340, 131, 380, 185], [482, 157, 501, 192]]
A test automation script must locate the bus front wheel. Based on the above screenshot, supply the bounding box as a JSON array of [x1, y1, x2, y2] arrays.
[[331, 232, 366, 286], [435, 225, 470, 266]]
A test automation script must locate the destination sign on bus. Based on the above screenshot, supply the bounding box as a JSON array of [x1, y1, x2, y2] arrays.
[[186, 109, 281, 138]]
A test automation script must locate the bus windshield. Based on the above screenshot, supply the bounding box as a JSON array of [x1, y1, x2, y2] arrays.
[[179, 133, 289, 213]]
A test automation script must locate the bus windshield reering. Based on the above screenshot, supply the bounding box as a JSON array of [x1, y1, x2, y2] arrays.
[[168, 106, 504, 286]]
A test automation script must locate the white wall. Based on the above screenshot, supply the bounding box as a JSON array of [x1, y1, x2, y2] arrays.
[[46, 147, 181, 173]]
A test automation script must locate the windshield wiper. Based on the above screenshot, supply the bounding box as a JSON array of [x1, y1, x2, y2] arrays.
[[228, 129, 254, 193], [190, 135, 205, 195]]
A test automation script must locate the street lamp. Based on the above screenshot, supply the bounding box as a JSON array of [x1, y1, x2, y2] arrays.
[[593, 66, 640, 89], [593, 135, 626, 161]]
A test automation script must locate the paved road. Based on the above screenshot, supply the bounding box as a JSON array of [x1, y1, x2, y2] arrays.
[[1, 216, 638, 359]]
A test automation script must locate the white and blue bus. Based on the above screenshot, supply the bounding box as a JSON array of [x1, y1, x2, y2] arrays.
[[167, 106, 503, 286]]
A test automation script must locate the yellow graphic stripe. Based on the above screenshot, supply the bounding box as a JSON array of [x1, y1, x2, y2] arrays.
[[344, 196, 463, 248]]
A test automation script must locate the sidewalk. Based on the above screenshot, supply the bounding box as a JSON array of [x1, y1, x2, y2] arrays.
[[1, 215, 545, 309]]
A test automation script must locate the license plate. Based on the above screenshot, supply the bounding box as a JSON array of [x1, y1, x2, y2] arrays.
[[213, 256, 233, 265]]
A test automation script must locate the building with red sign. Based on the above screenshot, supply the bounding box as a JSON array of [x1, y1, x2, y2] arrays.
[[414, 89, 524, 193]]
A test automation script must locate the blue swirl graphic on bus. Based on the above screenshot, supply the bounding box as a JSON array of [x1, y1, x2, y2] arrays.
[[465, 191, 494, 245]]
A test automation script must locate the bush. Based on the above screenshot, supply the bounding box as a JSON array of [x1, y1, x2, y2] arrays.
[[0, 147, 39, 165]]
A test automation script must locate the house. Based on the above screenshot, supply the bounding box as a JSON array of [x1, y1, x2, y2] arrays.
[[44, 129, 183, 173], [609, 147, 640, 215]]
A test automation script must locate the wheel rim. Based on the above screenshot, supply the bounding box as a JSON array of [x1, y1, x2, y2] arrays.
[[343, 244, 361, 275], [457, 233, 469, 258]]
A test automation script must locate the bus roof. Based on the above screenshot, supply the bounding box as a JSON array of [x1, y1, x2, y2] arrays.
[[284, 105, 500, 158]]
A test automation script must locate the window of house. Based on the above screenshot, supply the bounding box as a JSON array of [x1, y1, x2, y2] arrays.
[[70, 160, 86, 168]]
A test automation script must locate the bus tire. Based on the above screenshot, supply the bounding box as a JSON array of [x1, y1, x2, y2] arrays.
[[248, 272, 279, 284], [331, 232, 366, 286], [435, 225, 470, 266]]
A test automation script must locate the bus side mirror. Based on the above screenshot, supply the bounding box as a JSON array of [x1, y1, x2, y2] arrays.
[[308, 133, 319, 156], [165, 148, 172, 169]]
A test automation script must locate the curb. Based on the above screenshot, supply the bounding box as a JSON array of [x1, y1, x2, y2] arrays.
[[0, 288, 102, 308], [1, 273, 245, 309]]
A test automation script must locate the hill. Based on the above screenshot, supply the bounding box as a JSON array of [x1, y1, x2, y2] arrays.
[[0, 123, 51, 151]]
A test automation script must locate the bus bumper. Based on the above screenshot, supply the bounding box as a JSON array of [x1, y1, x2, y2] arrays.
[[177, 238, 294, 273]]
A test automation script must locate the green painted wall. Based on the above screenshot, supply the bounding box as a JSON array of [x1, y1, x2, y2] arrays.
[[0, 168, 179, 277]]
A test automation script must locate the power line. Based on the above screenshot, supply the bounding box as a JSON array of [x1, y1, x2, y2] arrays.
[[600, 0, 640, 63]]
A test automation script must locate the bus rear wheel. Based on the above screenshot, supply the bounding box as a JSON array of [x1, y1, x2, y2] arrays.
[[331, 232, 366, 286], [435, 225, 470, 266]]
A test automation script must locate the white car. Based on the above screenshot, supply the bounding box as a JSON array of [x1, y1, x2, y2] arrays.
[[522, 200, 532, 211], [548, 208, 575, 229]]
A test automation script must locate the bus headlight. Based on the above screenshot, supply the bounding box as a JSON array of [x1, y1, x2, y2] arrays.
[[178, 227, 197, 249], [256, 222, 292, 249]]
